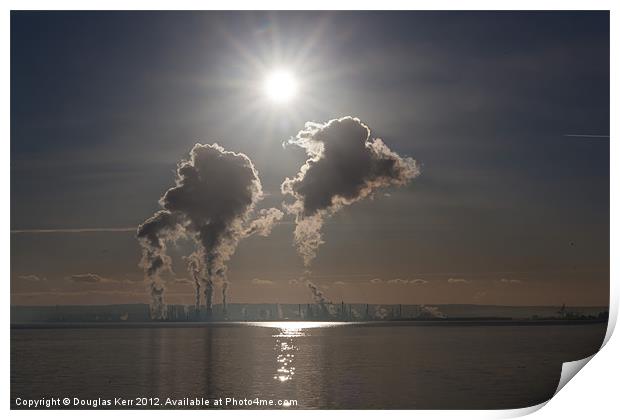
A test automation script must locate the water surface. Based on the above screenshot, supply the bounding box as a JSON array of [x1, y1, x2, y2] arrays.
[[11, 322, 606, 409]]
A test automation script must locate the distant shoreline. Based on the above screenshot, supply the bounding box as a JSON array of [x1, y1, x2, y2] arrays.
[[9, 303, 610, 308], [11, 318, 608, 330]]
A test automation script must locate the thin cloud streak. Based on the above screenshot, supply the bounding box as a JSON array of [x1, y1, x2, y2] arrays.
[[12, 222, 293, 234], [11, 227, 136, 234]]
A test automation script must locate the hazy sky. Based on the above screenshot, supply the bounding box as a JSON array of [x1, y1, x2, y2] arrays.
[[11, 11, 609, 306]]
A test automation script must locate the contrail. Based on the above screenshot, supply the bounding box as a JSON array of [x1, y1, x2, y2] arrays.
[[563, 134, 609, 139], [11, 227, 136, 234]]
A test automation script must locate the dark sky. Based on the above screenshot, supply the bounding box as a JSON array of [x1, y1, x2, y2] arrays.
[[11, 11, 609, 306]]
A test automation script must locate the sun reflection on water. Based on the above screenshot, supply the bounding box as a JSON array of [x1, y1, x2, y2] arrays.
[[244, 322, 346, 384], [246, 321, 347, 329], [272, 324, 304, 382]]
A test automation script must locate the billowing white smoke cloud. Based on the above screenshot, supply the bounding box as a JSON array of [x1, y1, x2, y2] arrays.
[[137, 143, 283, 319], [282, 116, 419, 266]]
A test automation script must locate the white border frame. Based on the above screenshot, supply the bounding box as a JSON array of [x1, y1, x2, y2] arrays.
[[2, 2, 616, 419]]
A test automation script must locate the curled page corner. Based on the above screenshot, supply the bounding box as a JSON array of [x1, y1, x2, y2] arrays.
[[555, 305, 615, 396], [498, 401, 548, 418], [502, 359, 598, 420], [554, 355, 594, 396], [602, 304, 617, 347]]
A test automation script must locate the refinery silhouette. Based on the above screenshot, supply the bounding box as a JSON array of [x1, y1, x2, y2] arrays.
[[10, 302, 609, 324]]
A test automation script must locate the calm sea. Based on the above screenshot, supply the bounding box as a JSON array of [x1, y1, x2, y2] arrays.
[[11, 322, 607, 409]]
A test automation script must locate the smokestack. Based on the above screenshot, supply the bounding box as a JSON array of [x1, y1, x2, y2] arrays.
[[149, 282, 166, 320], [204, 281, 213, 317], [184, 254, 203, 314], [222, 281, 228, 318]]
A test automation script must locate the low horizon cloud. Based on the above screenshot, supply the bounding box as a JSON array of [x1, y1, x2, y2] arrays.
[[370, 278, 428, 285], [499, 278, 523, 284], [448, 278, 470, 284], [68, 273, 118, 284], [17, 274, 46, 282], [251, 278, 275, 286]]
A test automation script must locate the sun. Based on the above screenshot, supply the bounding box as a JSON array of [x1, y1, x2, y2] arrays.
[[264, 70, 298, 103]]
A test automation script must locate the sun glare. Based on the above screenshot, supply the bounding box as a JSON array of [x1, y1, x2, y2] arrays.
[[264, 70, 298, 103]]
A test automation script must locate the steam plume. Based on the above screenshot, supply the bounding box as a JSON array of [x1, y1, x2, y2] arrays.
[[136, 210, 181, 319], [307, 280, 334, 317], [138, 143, 281, 319], [184, 253, 202, 310], [244, 208, 284, 237], [282, 116, 419, 266]]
